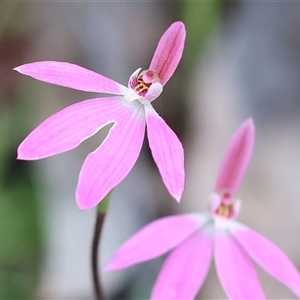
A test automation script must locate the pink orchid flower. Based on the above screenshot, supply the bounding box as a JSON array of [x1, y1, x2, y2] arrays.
[[105, 118, 300, 300], [14, 22, 185, 210]]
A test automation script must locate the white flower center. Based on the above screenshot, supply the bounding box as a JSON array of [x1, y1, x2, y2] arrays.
[[209, 191, 242, 231], [124, 68, 162, 103]]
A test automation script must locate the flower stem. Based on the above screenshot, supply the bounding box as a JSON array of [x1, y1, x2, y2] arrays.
[[91, 192, 112, 300], [92, 211, 106, 300]]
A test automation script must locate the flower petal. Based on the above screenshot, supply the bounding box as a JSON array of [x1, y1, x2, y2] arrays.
[[215, 118, 255, 194], [76, 102, 145, 210], [18, 97, 125, 160], [149, 22, 186, 86], [145, 82, 163, 102], [14, 61, 125, 94], [151, 229, 213, 300], [145, 105, 184, 202], [104, 214, 205, 271], [215, 231, 265, 300], [231, 222, 300, 298]]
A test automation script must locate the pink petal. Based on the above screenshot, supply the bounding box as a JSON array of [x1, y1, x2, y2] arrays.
[[215, 231, 265, 300], [149, 22, 186, 86], [18, 97, 126, 160], [145, 82, 163, 102], [215, 118, 255, 194], [76, 101, 145, 209], [145, 105, 184, 202], [14, 61, 125, 94], [104, 214, 204, 271], [151, 229, 213, 300], [231, 222, 300, 298]]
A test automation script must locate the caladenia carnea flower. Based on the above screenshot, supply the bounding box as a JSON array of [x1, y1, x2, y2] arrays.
[[105, 118, 300, 300], [14, 22, 185, 210]]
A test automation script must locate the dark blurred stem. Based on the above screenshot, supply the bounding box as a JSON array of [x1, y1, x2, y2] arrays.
[[92, 211, 106, 300]]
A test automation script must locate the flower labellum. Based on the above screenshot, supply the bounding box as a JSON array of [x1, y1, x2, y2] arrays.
[[105, 118, 300, 300], [14, 22, 186, 210]]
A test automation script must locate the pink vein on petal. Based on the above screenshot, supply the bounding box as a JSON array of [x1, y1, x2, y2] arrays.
[[231, 223, 300, 298], [215, 118, 255, 194], [104, 215, 200, 271], [18, 97, 124, 160], [76, 102, 145, 210], [151, 230, 213, 300], [149, 22, 186, 86], [14, 61, 125, 94], [145, 105, 184, 202], [215, 232, 265, 300]]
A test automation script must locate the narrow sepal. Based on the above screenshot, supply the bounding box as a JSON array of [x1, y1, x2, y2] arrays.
[[145, 105, 184, 202], [215, 231, 265, 300], [104, 215, 200, 271], [18, 97, 125, 160], [76, 102, 145, 210], [215, 118, 255, 194], [149, 22, 186, 86], [14, 61, 125, 94], [231, 222, 300, 298], [151, 230, 213, 300]]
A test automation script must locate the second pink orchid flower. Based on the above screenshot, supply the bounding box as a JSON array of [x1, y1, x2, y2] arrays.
[[105, 119, 300, 300], [14, 22, 186, 210]]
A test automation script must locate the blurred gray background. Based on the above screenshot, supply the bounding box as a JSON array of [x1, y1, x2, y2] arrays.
[[0, 1, 300, 299]]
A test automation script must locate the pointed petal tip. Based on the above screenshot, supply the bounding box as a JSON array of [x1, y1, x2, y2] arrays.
[[169, 181, 183, 203], [16, 150, 22, 160], [17, 146, 34, 161], [76, 197, 97, 211], [77, 205, 89, 211], [103, 261, 119, 272], [171, 20, 186, 31], [76, 189, 99, 210], [13, 65, 27, 74], [173, 193, 182, 203], [17, 143, 28, 160], [242, 117, 255, 133], [246, 117, 254, 124], [240, 117, 256, 150], [237, 117, 256, 150], [103, 264, 110, 272]]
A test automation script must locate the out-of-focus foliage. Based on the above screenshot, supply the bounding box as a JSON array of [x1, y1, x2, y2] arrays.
[[0, 108, 42, 299], [182, 1, 221, 64], [0, 3, 42, 299]]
